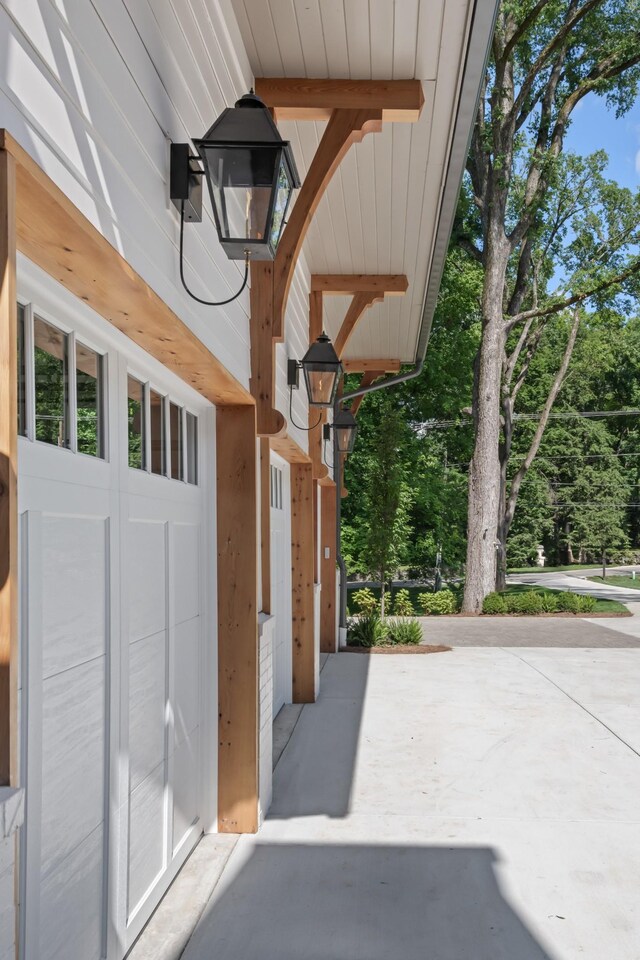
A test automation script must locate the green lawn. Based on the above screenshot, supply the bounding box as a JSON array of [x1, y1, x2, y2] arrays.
[[347, 582, 627, 615], [586, 575, 640, 591]]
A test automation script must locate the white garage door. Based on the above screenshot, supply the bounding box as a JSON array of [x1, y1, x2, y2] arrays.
[[16, 275, 214, 960], [269, 453, 292, 718]]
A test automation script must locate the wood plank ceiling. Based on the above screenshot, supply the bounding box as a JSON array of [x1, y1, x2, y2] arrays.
[[230, 0, 473, 362]]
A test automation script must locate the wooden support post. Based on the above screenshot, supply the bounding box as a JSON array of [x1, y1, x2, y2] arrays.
[[216, 405, 259, 833], [290, 462, 315, 703], [308, 290, 327, 480], [320, 483, 338, 653], [250, 261, 286, 437], [260, 437, 271, 614], [0, 148, 17, 786]]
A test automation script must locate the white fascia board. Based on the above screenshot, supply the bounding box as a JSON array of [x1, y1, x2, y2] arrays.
[[412, 0, 500, 362]]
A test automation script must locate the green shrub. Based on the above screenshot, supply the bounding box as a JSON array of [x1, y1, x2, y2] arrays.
[[482, 592, 508, 614], [385, 617, 423, 645], [506, 591, 544, 615], [577, 594, 596, 613], [351, 588, 379, 616], [347, 613, 388, 647], [418, 589, 458, 615], [540, 592, 558, 613], [555, 590, 581, 613], [392, 589, 415, 616]]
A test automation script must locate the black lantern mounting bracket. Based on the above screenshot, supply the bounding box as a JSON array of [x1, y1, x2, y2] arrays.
[[171, 144, 250, 307]]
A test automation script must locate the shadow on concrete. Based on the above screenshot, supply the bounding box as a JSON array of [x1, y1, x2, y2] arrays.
[[183, 841, 556, 960], [268, 654, 371, 820]]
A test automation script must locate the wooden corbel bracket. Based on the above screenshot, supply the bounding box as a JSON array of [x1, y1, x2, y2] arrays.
[[248, 78, 424, 438]]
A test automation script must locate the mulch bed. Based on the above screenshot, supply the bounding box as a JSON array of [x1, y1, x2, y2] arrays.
[[344, 644, 452, 655]]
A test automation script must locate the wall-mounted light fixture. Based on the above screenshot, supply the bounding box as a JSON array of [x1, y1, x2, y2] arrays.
[[288, 333, 343, 408], [323, 408, 358, 454], [170, 90, 301, 305]]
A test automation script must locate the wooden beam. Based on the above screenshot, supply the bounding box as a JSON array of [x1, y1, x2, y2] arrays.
[[217, 405, 259, 833], [308, 290, 328, 480], [334, 291, 383, 358], [311, 274, 408, 296], [249, 261, 286, 437], [290, 463, 316, 703], [273, 108, 382, 340], [271, 433, 311, 465], [320, 483, 338, 653], [260, 438, 271, 615], [0, 148, 17, 786], [0, 130, 252, 408], [255, 78, 425, 123], [342, 359, 401, 373]]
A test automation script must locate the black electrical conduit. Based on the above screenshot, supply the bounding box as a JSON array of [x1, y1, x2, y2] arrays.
[[332, 0, 499, 637]]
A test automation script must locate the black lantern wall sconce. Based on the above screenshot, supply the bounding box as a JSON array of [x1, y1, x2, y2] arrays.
[[287, 332, 343, 430], [170, 90, 301, 306], [323, 407, 358, 455]]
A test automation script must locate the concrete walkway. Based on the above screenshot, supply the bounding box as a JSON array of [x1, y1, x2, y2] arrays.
[[182, 628, 640, 960]]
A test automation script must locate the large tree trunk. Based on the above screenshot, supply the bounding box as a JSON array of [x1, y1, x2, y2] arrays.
[[462, 248, 507, 613]]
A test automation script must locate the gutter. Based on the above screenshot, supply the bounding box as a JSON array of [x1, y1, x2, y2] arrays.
[[335, 0, 500, 633]]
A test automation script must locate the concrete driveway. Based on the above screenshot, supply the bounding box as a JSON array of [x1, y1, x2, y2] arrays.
[[182, 620, 640, 960], [509, 566, 640, 603]]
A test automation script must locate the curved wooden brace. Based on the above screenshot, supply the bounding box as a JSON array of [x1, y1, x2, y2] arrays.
[[334, 291, 384, 358], [273, 108, 383, 340]]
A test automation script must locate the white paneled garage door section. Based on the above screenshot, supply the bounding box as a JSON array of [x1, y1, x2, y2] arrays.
[[269, 453, 292, 718], [17, 268, 215, 960]]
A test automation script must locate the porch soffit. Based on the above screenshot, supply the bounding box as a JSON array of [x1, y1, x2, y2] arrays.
[[230, 0, 478, 363]]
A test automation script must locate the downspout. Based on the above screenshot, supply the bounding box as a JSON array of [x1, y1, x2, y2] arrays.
[[334, 0, 499, 633]]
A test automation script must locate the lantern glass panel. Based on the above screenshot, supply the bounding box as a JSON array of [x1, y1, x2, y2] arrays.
[[303, 367, 340, 407], [270, 158, 293, 248], [336, 425, 357, 454], [201, 145, 279, 242]]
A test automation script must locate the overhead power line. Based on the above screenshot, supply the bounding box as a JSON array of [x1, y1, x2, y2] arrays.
[[413, 409, 640, 432]]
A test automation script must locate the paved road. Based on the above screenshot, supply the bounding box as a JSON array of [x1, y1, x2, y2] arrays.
[[182, 641, 640, 960], [508, 566, 640, 602]]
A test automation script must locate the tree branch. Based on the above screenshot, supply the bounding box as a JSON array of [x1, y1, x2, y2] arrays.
[[506, 257, 640, 328], [504, 309, 582, 526], [512, 0, 602, 119]]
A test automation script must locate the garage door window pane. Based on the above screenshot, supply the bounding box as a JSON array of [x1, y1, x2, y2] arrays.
[[150, 390, 165, 476], [170, 403, 183, 480], [34, 316, 69, 448], [76, 343, 104, 458], [186, 413, 198, 485], [17, 304, 26, 436], [128, 376, 145, 470]]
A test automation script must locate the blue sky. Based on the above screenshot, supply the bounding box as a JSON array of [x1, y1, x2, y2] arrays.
[[566, 93, 640, 190]]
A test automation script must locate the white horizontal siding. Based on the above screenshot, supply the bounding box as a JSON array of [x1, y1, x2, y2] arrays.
[[1, 0, 269, 390]]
